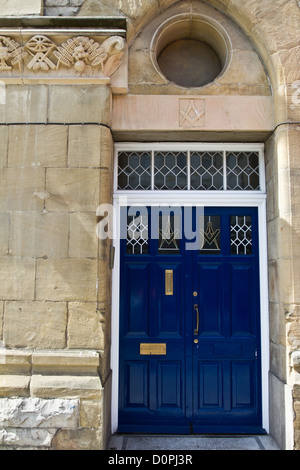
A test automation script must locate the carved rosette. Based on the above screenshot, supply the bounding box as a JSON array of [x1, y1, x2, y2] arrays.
[[0, 34, 126, 77]]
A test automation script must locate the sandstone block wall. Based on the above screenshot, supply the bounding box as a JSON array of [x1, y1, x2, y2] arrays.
[[0, 84, 113, 450], [0, 351, 104, 449]]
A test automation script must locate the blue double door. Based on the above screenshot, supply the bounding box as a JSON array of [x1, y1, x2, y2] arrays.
[[118, 206, 263, 434]]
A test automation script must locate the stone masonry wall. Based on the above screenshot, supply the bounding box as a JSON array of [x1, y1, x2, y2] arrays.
[[0, 350, 104, 449], [44, 0, 84, 16], [0, 83, 113, 449]]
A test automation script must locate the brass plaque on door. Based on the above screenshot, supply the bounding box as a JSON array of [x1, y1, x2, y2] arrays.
[[140, 343, 167, 355], [165, 270, 173, 295]]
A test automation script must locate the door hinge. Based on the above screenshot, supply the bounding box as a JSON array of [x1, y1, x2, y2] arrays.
[[109, 245, 115, 269]]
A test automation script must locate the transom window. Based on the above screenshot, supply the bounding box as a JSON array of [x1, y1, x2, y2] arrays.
[[115, 144, 264, 192]]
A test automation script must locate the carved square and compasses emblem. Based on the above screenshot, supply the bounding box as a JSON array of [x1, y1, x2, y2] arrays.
[[159, 220, 180, 251], [179, 99, 205, 128], [200, 220, 220, 250]]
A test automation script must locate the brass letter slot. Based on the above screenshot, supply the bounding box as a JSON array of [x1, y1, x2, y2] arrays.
[[165, 270, 173, 296], [140, 343, 167, 355]]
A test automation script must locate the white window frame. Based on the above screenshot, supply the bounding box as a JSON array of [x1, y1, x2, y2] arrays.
[[111, 142, 269, 435]]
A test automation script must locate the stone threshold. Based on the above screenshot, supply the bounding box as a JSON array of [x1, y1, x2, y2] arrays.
[[108, 434, 280, 451]]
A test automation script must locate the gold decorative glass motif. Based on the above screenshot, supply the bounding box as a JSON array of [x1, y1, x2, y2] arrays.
[[199, 216, 221, 254], [158, 215, 180, 254]]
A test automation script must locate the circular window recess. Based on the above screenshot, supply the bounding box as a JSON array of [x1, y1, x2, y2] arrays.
[[158, 39, 222, 88], [151, 15, 231, 88]]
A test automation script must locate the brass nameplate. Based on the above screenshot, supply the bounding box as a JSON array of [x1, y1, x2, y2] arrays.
[[140, 343, 167, 355], [165, 270, 173, 296]]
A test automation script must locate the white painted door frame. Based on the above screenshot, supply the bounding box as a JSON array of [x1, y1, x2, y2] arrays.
[[110, 143, 269, 435]]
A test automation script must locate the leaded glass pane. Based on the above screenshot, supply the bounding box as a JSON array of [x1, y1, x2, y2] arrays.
[[230, 216, 252, 255], [199, 216, 221, 254], [118, 151, 151, 190], [127, 214, 149, 254], [226, 152, 260, 190], [190, 151, 223, 190], [154, 151, 187, 190], [117, 147, 262, 192]]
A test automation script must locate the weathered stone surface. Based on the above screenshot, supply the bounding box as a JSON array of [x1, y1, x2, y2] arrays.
[[68, 125, 101, 168], [36, 259, 97, 301], [0, 127, 8, 168], [0, 257, 35, 301], [80, 0, 157, 36], [0, 168, 45, 212], [32, 349, 100, 375], [0, 428, 55, 448], [44, 6, 78, 16], [0, 302, 3, 345], [0, 86, 48, 124], [8, 126, 68, 168], [3, 301, 67, 349], [80, 399, 102, 428], [287, 307, 300, 352], [69, 212, 98, 259], [216, 50, 269, 86], [46, 168, 100, 212], [45, 0, 69, 5], [0, 213, 9, 256], [52, 427, 103, 450], [67, 302, 104, 349], [0, 376, 30, 397], [10, 212, 69, 259], [0, 349, 31, 375], [0, 0, 42, 15], [0, 397, 79, 428], [99, 168, 113, 206], [48, 86, 112, 125], [68, 125, 113, 168], [112, 95, 274, 133], [30, 375, 102, 399], [100, 126, 113, 168], [97, 258, 110, 303]]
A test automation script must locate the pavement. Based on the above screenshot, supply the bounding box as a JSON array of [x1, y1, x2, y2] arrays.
[[108, 434, 280, 451]]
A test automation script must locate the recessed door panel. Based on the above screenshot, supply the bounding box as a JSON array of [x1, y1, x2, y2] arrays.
[[157, 361, 182, 409], [157, 264, 183, 336], [232, 362, 254, 408], [199, 362, 222, 408], [125, 361, 148, 408], [230, 264, 254, 336], [124, 264, 150, 336], [197, 264, 222, 337]]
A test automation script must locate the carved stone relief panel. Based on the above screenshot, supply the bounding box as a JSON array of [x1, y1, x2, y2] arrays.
[[179, 99, 206, 128], [0, 32, 126, 80]]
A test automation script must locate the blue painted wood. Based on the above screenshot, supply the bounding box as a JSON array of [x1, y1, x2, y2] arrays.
[[118, 207, 263, 434]]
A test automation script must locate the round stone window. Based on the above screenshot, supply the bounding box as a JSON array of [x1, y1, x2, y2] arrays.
[[157, 39, 222, 88], [151, 15, 231, 88]]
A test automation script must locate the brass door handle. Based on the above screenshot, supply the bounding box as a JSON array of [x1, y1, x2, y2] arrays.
[[194, 304, 199, 336]]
